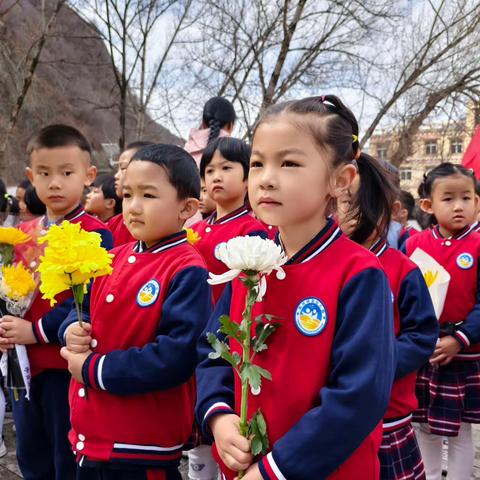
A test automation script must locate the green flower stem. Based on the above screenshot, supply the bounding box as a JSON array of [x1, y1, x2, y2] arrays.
[[238, 276, 259, 479], [0, 244, 14, 266], [71, 282, 84, 328]]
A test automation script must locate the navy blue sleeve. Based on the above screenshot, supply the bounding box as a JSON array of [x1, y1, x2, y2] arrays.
[[455, 256, 480, 347], [248, 230, 268, 240], [97, 228, 114, 251], [82, 266, 212, 395], [34, 288, 92, 345], [259, 268, 396, 479], [395, 268, 438, 379], [195, 282, 236, 441]]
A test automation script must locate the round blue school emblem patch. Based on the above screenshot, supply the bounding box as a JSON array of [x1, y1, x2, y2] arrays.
[[136, 280, 160, 307], [214, 242, 226, 261], [295, 297, 328, 336], [457, 253, 474, 270]]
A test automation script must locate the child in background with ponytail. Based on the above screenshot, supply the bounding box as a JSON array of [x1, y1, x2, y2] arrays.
[[405, 163, 480, 480], [337, 155, 438, 480], [185, 97, 236, 167], [196, 95, 396, 480]]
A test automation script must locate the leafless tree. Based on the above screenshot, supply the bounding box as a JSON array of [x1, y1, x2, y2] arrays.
[[0, 0, 66, 174], [360, 0, 480, 154], [176, 0, 395, 137], [78, 0, 191, 148]]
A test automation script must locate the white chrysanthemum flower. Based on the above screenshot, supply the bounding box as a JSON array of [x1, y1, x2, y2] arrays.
[[207, 236, 287, 290]]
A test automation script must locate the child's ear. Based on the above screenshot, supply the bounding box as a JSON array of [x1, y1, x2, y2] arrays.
[[331, 163, 357, 199], [85, 165, 97, 187], [25, 167, 34, 184], [179, 198, 199, 221], [420, 198, 433, 214], [104, 198, 115, 210]]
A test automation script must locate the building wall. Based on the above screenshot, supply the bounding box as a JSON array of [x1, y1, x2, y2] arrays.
[[369, 105, 480, 197]]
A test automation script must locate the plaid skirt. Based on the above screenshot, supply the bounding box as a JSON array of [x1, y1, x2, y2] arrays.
[[413, 360, 480, 436], [379, 423, 425, 480]]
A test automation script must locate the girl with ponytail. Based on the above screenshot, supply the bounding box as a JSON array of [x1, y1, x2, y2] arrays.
[[196, 95, 397, 479], [337, 154, 438, 480], [404, 163, 480, 479], [184, 97, 236, 167]]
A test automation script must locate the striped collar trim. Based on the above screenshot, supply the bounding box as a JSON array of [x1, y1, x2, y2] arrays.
[[207, 206, 250, 225], [283, 219, 343, 265], [432, 224, 474, 241], [370, 238, 388, 257], [43, 205, 85, 228], [133, 231, 188, 254]]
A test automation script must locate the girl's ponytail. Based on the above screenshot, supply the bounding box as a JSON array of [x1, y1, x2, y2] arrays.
[[207, 118, 222, 144], [349, 153, 398, 245], [202, 96, 236, 145]]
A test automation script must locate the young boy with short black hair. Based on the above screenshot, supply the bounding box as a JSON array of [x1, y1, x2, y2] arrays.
[[0, 124, 113, 480]]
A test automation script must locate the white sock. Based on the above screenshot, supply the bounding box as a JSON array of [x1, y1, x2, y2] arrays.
[[415, 423, 443, 480], [188, 444, 220, 480], [448, 422, 474, 480]]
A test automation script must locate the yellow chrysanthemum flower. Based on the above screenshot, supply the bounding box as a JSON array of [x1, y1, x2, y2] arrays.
[[1, 263, 36, 301], [185, 227, 201, 245], [37, 221, 114, 307], [0, 227, 31, 246]]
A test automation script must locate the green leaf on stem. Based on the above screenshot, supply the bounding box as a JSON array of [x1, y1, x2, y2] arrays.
[[252, 321, 280, 353], [207, 333, 241, 368], [240, 364, 272, 390], [249, 410, 269, 456], [218, 315, 245, 343]]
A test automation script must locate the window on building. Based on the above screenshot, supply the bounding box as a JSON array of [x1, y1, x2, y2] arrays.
[[450, 139, 463, 154], [376, 145, 388, 161], [400, 168, 412, 181], [425, 140, 438, 155]]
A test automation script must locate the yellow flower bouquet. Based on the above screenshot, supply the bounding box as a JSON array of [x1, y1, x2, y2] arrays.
[[37, 221, 114, 326], [0, 262, 39, 400], [0, 227, 31, 266]]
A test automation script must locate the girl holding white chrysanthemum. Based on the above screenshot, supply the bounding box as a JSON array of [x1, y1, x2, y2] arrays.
[[196, 95, 397, 480]]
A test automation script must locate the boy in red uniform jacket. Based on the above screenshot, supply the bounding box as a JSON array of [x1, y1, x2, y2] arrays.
[[60, 144, 212, 480], [0, 124, 113, 480]]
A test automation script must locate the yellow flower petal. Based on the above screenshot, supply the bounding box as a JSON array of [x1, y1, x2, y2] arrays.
[[37, 221, 114, 306], [1, 263, 36, 301], [0, 227, 31, 246], [185, 227, 201, 245]]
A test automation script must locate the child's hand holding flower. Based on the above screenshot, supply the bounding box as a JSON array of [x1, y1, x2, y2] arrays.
[[0, 316, 36, 347], [60, 347, 91, 383], [65, 323, 92, 354]]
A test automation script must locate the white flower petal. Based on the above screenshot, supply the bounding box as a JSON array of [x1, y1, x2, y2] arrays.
[[256, 275, 267, 302], [207, 269, 242, 285]]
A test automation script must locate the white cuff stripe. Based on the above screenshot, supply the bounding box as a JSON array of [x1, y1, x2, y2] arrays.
[[204, 402, 233, 421], [267, 452, 287, 480], [456, 330, 470, 346], [37, 318, 49, 343], [97, 355, 107, 390]]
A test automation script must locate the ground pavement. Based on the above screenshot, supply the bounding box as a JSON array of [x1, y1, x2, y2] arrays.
[[1, 414, 480, 479]]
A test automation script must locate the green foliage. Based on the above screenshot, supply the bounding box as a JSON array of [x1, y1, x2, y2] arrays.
[[249, 410, 269, 456]]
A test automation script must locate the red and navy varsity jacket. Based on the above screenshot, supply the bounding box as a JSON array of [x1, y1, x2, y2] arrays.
[[196, 219, 396, 480], [16, 206, 113, 377], [59, 231, 212, 468], [398, 225, 419, 252], [370, 239, 438, 431], [192, 205, 267, 302], [405, 225, 480, 358], [107, 213, 135, 247]]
